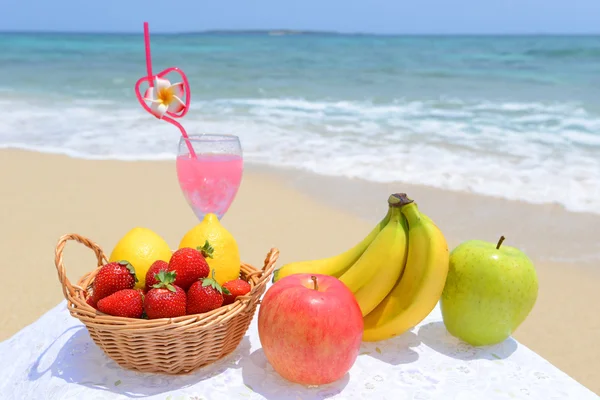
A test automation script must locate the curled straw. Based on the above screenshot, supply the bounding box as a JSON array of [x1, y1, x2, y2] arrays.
[[137, 22, 197, 158]]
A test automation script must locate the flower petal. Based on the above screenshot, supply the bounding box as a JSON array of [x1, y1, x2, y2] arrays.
[[167, 95, 186, 113], [143, 87, 159, 102], [170, 82, 185, 98], [151, 102, 168, 118], [154, 76, 172, 91]]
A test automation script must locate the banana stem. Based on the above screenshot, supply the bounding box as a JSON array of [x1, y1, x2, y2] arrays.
[[496, 236, 506, 249], [311, 275, 318, 291], [388, 193, 414, 207]]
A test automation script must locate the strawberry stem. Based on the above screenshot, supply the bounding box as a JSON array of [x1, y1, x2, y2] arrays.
[[197, 240, 214, 259], [118, 260, 138, 283], [152, 270, 177, 292], [202, 269, 230, 294]]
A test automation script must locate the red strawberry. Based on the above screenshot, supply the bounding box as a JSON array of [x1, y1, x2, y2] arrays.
[[167, 243, 213, 290], [222, 279, 251, 305], [144, 270, 187, 319], [91, 260, 137, 305], [86, 294, 97, 309], [97, 289, 144, 318], [187, 270, 230, 315], [145, 260, 169, 292]]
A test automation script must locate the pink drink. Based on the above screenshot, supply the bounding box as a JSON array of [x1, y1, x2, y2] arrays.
[[176, 153, 243, 220]]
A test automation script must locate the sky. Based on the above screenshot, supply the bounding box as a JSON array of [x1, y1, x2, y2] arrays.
[[0, 0, 599, 35]]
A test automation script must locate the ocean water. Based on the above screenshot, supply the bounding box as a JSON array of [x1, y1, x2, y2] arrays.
[[1, 32, 599, 214]]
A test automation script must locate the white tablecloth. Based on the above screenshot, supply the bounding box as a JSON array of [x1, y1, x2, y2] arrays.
[[0, 300, 596, 400]]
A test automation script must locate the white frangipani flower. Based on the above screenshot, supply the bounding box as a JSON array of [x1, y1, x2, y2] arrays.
[[143, 76, 186, 118]]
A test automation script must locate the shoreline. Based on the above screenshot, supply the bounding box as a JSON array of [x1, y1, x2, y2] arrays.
[[2, 144, 599, 221], [249, 162, 600, 268], [0, 148, 598, 394]]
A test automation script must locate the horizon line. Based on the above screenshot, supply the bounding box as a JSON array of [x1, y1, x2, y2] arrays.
[[0, 28, 599, 36]]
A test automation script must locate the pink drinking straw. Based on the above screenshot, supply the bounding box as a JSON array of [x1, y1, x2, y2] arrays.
[[144, 22, 154, 86], [135, 22, 197, 158]]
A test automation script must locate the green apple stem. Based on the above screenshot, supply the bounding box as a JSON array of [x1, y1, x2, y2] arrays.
[[311, 275, 318, 291], [496, 236, 506, 249]]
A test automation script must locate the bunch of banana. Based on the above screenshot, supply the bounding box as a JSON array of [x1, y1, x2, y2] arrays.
[[272, 207, 392, 282], [361, 195, 450, 342], [272, 192, 450, 342]]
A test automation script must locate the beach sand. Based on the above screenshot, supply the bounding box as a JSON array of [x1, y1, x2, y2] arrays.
[[0, 149, 598, 394]]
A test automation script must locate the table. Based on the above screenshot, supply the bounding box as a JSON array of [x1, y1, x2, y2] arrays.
[[0, 301, 596, 400]]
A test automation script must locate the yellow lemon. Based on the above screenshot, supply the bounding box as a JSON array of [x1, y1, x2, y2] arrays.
[[109, 227, 172, 290], [179, 213, 241, 285]]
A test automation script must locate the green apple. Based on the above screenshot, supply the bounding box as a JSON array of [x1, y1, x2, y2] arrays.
[[440, 236, 538, 346]]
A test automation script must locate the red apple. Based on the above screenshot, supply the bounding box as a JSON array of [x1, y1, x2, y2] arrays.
[[257, 273, 364, 386]]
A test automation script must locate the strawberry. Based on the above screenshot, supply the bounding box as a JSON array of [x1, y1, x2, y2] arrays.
[[144, 270, 187, 319], [90, 260, 137, 305], [97, 289, 144, 318], [167, 242, 213, 290], [222, 279, 251, 305], [187, 270, 230, 315], [145, 260, 169, 292], [86, 294, 97, 309]]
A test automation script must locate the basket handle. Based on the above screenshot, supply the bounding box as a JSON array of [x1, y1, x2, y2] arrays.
[[54, 233, 107, 300], [248, 247, 279, 280], [245, 247, 279, 295]]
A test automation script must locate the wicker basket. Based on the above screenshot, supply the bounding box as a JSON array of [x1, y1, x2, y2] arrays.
[[54, 233, 279, 375]]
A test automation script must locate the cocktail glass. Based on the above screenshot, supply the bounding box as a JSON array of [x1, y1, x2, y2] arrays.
[[176, 134, 243, 221]]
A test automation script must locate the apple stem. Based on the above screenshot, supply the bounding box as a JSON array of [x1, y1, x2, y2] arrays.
[[311, 275, 318, 291], [496, 236, 506, 250]]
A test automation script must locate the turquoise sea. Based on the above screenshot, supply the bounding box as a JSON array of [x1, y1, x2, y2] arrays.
[[1, 32, 599, 213]]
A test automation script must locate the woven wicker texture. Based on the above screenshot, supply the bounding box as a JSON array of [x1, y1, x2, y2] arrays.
[[54, 233, 279, 374]]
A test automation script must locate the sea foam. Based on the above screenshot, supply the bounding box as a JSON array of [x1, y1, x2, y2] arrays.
[[1, 96, 599, 215]]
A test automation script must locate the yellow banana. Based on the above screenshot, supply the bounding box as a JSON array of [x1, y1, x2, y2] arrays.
[[362, 196, 450, 342], [353, 195, 409, 316], [272, 207, 391, 282], [338, 200, 404, 293]]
